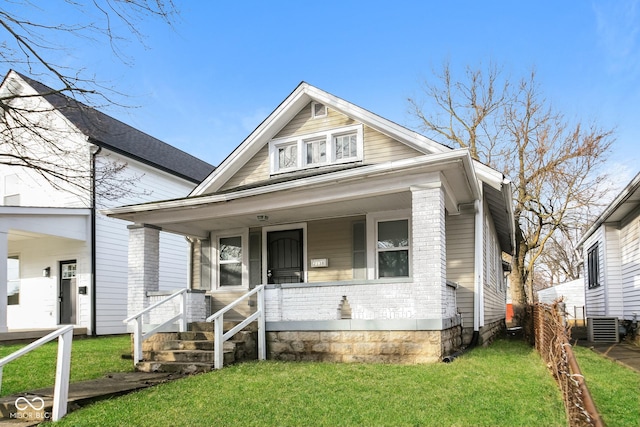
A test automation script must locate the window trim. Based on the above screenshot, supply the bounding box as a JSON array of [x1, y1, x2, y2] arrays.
[[587, 243, 600, 289], [366, 211, 411, 279], [311, 102, 327, 119], [213, 229, 249, 290], [269, 124, 363, 174]]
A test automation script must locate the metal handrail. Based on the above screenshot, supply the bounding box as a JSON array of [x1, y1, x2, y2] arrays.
[[206, 285, 266, 369], [123, 288, 188, 364], [0, 325, 74, 421]]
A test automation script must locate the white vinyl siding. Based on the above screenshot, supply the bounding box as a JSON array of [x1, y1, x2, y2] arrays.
[[620, 212, 640, 318], [94, 151, 194, 334]]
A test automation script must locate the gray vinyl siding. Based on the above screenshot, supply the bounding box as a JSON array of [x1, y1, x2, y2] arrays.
[[620, 208, 640, 318], [219, 145, 270, 191], [307, 216, 364, 282], [445, 210, 475, 328], [483, 205, 506, 324], [363, 126, 423, 163], [275, 103, 356, 138]]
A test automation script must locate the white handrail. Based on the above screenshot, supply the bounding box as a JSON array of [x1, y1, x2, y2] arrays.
[[206, 285, 266, 369], [0, 325, 74, 421], [123, 288, 188, 364]]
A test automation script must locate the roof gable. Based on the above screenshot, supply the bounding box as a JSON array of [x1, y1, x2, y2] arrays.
[[191, 82, 450, 196], [7, 71, 214, 183]]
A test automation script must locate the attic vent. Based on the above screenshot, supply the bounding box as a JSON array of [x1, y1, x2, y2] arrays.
[[311, 102, 327, 118], [587, 317, 619, 343]]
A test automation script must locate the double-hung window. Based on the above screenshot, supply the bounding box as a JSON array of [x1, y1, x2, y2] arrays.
[[587, 243, 600, 289], [219, 236, 242, 287], [270, 124, 363, 174], [377, 219, 410, 277]]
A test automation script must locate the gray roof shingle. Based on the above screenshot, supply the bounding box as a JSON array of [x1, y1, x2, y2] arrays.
[[15, 72, 215, 183]]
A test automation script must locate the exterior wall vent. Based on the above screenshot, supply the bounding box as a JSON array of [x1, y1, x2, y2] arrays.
[[587, 317, 619, 343]]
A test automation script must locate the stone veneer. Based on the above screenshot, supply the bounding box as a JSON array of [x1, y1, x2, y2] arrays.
[[267, 326, 462, 364]]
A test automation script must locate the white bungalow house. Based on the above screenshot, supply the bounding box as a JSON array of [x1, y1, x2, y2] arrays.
[[578, 172, 640, 343], [0, 70, 214, 335], [106, 83, 515, 362]]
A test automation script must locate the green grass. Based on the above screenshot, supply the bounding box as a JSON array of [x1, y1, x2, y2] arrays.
[[0, 335, 132, 396], [55, 339, 566, 427], [573, 345, 640, 427]]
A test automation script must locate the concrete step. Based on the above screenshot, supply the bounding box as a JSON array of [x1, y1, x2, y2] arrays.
[[143, 342, 235, 363], [143, 339, 214, 352]]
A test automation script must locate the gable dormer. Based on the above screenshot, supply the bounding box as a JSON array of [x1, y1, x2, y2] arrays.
[[193, 82, 451, 196], [269, 102, 362, 175]]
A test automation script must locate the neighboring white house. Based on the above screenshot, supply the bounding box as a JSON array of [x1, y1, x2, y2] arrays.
[[536, 279, 585, 324], [578, 171, 640, 342], [106, 82, 515, 362], [0, 70, 214, 335]]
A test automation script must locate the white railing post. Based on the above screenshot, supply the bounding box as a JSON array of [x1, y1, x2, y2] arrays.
[[52, 327, 73, 421], [214, 315, 224, 370], [133, 318, 142, 363], [0, 366, 4, 394], [257, 286, 266, 361], [180, 290, 188, 332]]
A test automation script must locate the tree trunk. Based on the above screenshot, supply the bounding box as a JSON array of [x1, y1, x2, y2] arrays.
[[509, 226, 528, 326]]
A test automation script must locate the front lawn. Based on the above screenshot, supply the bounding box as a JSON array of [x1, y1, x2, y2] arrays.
[[0, 335, 132, 396], [55, 339, 566, 427]]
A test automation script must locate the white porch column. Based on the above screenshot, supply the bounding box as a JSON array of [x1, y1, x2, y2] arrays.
[[411, 183, 447, 319], [127, 224, 160, 319], [0, 228, 7, 332]]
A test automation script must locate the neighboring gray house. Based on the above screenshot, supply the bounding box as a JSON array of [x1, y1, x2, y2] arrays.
[[0, 70, 214, 335], [578, 172, 640, 343], [106, 82, 515, 363]]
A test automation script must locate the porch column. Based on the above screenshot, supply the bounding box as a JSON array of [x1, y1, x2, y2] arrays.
[[0, 228, 7, 332], [127, 224, 160, 319], [411, 183, 447, 318]]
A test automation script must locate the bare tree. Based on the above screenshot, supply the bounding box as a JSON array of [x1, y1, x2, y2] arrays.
[[409, 62, 614, 323], [0, 0, 178, 202]]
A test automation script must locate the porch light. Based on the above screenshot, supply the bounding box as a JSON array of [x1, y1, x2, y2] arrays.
[[257, 214, 269, 221], [43, 267, 51, 277]]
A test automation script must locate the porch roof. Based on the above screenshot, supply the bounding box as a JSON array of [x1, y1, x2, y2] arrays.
[[0, 206, 91, 241], [105, 150, 514, 253], [104, 150, 483, 239]]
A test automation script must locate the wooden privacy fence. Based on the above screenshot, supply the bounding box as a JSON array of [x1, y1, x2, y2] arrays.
[[530, 302, 604, 427]]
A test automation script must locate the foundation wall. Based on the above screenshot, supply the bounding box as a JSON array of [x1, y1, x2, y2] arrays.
[[267, 326, 462, 364]]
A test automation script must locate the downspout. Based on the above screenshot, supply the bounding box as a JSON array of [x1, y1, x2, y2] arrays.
[[90, 145, 101, 336], [472, 197, 484, 347]]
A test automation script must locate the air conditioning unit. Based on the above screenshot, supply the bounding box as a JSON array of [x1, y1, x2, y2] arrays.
[[587, 317, 619, 343]]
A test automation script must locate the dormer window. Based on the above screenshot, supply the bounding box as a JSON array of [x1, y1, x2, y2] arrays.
[[311, 102, 327, 118], [269, 124, 363, 174]]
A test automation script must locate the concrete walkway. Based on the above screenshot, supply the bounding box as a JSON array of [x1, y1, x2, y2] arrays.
[[580, 341, 640, 373], [0, 371, 182, 426]]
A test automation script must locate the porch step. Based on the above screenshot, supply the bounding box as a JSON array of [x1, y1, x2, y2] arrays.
[[134, 321, 258, 374]]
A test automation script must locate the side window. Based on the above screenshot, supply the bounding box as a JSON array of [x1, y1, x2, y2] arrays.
[[587, 243, 600, 289], [7, 255, 20, 305], [376, 219, 409, 278], [352, 221, 366, 280], [219, 236, 242, 287]]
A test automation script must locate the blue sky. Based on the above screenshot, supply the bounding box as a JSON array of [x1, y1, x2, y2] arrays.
[[4, 1, 640, 180]]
